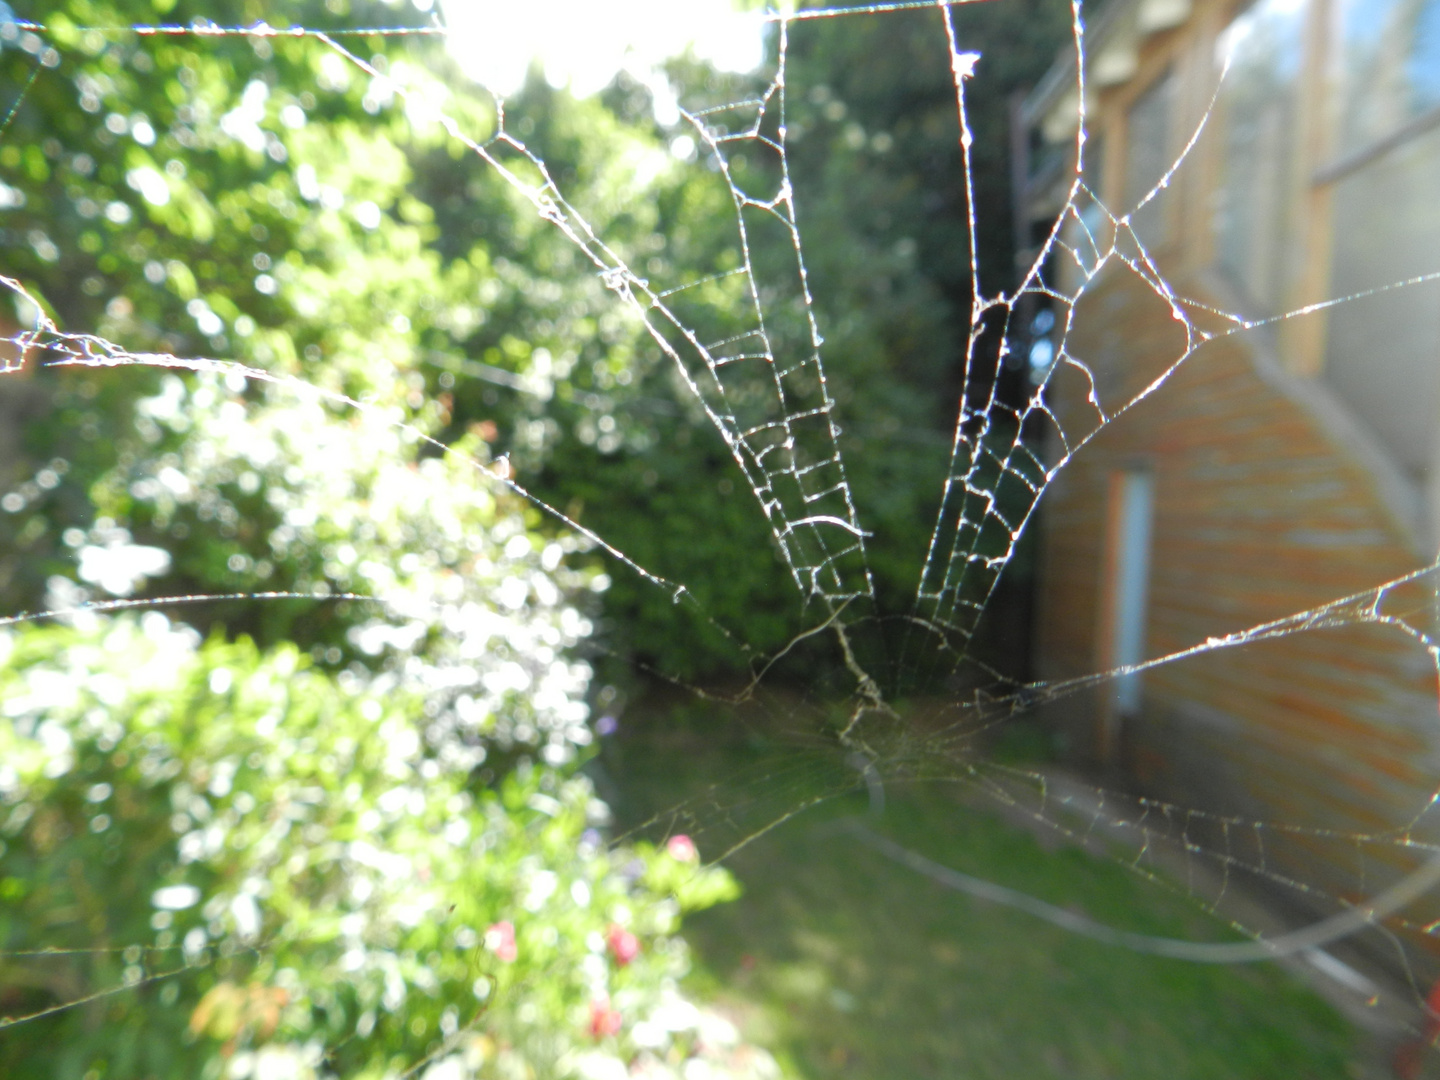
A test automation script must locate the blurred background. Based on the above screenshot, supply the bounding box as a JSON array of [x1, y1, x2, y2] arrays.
[[1, 0, 1438, 1076]]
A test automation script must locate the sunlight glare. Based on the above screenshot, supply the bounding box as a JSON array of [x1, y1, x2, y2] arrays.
[[439, 0, 768, 107]]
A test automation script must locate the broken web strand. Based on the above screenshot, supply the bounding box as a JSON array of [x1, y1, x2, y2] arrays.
[[0, 55, 39, 146]]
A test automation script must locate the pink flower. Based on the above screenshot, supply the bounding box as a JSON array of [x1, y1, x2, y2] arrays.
[[666, 834, 698, 862], [606, 923, 640, 966], [484, 920, 517, 963], [589, 995, 623, 1038]]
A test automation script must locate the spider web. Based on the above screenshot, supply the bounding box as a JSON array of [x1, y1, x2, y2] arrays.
[[6, 0, 1440, 1070]]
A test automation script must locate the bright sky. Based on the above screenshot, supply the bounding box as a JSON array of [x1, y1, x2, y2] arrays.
[[438, 0, 769, 111]]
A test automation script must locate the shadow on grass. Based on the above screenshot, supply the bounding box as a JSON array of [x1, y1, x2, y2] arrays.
[[597, 697, 1359, 1080]]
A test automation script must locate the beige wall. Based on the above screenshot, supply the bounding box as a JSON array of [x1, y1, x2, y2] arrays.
[[1033, 250, 1440, 949]]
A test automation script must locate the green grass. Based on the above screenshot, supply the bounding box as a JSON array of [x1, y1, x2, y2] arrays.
[[600, 708, 1361, 1080]]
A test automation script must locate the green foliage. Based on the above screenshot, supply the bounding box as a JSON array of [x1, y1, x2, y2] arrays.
[[0, 618, 760, 1080], [0, 0, 455, 623]]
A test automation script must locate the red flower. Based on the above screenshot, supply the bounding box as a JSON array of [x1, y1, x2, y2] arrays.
[[589, 995, 623, 1038], [484, 920, 517, 963], [666, 834, 698, 862], [606, 923, 640, 966]]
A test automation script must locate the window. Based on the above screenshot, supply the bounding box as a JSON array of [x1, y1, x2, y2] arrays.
[[1212, 0, 1307, 316], [1320, 0, 1440, 489], [1123, 69, 1177, 248], [1331, 0, 1440, 155], [1097, 469, 1155, 764], [1072, 131, 1110, 275], [1080, 131, 1107, 231]]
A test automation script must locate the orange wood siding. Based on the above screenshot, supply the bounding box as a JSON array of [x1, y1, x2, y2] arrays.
[[1033, 261, 1440, 943]]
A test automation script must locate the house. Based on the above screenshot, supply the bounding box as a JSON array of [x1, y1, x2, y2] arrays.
[[1017, 0, 1440, 958]]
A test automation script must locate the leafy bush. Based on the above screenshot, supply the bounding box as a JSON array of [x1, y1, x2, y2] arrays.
[[0, 616, 762, 1080]]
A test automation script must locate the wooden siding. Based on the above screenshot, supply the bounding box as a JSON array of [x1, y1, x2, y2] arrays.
[[1033, 260, 1440, 948]]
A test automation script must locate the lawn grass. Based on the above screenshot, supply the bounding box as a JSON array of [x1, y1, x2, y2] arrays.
[[599, 703, 1362, 1079]]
